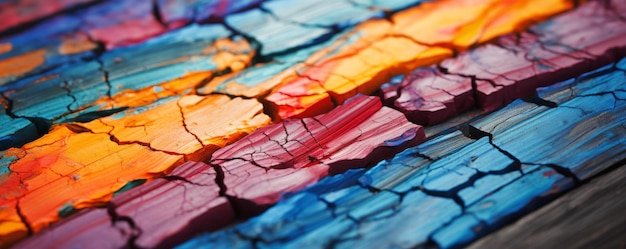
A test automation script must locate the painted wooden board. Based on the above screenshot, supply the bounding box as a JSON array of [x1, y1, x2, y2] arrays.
[[0, 17, 98, 87], [0, 0, 256, 86], [0, 24, 252, 149], [382, 67, 473, 125], [198, 28, 356, 98], [12, 161, 231, 249], [225, 0, 391, 55], [0, 0, 166, 85], [177, 60, 625, 249], [468, 164, 626, 249], [77, 0, 166, 49], [156, 0, 263, 29], [264, 0, 575, 120], [13, 95, 422, 248], [199, 0, 438, 99], [385, 0, 626, 125], [7, 208, 133, 249], [471, 62, 626, 181], [109, 162, 231, 249], [0, 125, 182, 247], [0, 106, 37, 150], [0, 95, 269, 245], [211, 95, 424, 216], [2, 1, 624, 248]]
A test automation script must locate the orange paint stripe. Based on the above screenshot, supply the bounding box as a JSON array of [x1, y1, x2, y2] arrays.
[[0, 43, 12, 54], [86, 38, 253, 111], [0, 49, 46, 79], [58, 34, 98, 55], [265, 0, 576, 120], [0, 95, 270, 243], [92, 72, 213, 109]]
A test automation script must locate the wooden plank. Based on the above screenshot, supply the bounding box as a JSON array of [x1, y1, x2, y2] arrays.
[[0, 24, 252, 149], [468, 164, 626, 249], [156, 0, 262, 29], [212, 95, 424, 217], [177, 58, 626, 249], [265, 0, 574, 120], [386, 0, 626, 126], [0, 95, 269, 245], [13, 161, 233, 249], [225, 0, 386, 55]]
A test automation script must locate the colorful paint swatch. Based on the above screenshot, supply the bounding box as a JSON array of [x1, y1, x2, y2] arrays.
[[1, 0, 625, 248]]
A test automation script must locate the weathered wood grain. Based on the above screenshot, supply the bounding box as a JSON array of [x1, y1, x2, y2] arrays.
[[0, 95, 269, 245], [468, 164, 626, 249], [212, 95, 424, 216], [0, 24, 253, 149], [385, 0, 626, 126], [225, 0, 396, 55], [177, 59, 626, 249], [265, 0, 574, 120], [156, 0, 262, 29]]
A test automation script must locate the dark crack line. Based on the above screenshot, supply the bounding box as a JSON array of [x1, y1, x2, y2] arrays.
[[210, 162, 252, 221], [436, 65, 479, 110], [91, 57, 113, 100], [61, 80, 78, 113], [232, 229, 263, 249], [300, 119, 326, 151], [438, 64, 505, 89], [194, 67, 233, 92], [575, 91, 626, 103], [521, 94, 559, 108], [109, 134, 188, 156], [210, 163, 228, 197], [68, 122, 188, 157], [210, 155, 270, 172], [61, 107, 129, 123], [3, 93, 60, 136], [524, 162, 581, 183], [386, 33, 459, 54], [220, 21, 267, 65], [15, 199, 33, 236], [175, 99, 205, 148], [464, 122, 581, 183], [523, 28, 597, 60], [151, 0, 168, 29], [256, 5, 333, 30], [106, 204, 142, 249], [161, 175, 215, 187]]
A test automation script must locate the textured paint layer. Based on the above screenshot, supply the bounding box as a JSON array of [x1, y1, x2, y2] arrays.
[[265, 0, 574, 120]]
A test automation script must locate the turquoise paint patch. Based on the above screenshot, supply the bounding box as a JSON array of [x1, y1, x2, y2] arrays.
[[58, 202, 77, 218], [113, 179, 148, 197], [0, 165, 10, 176]]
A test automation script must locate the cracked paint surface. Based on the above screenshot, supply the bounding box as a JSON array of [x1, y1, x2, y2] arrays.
[[0, 94, 269, 244], [13, 161, 230, 249], [0, 125, 182, 244], [0, 24, 254, 150], [211, 95, 423, 216], [0, 0, 260, 86], [1, 0, 625, 248], [11, 95, 422, 249], [178, 57, 626, 249], [385, 0, 626, 125], [264, 0, 575, 120], [157, 0, 263, 29]]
